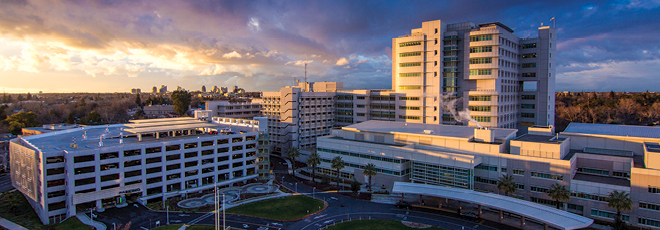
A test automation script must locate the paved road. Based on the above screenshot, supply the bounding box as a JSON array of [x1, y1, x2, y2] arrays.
[[92, 155, 506, 230], [0, 173, 13, 193]]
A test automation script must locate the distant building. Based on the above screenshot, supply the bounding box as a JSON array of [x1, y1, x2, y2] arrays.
[[176, 86, 183, 91], [159, 85, 167, 94], [131, 88, 141, 94], [232, 86, 238, 93], [152, 86, 158, 94], [221, 87, 228, 94], [201, 85, 206, 92], [143, 105, 175, 118], [22, 124, 80, 136], [205, 101, 261, 119]]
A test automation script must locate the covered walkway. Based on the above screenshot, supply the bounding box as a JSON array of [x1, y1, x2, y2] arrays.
[[392, 182, 593, 230]]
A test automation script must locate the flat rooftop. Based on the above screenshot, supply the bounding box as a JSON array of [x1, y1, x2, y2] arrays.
[[343, 120, 517, 140], [572, 173, 631, 187], [563, 123, 660, 139], [515, 134, 566, 144], [645, 142, 660, 153], [21, 119, 258, 152]]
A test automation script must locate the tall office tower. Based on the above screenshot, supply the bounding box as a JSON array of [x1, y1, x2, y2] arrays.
[[392, 20, 556, 130], [159, 85, 167, 94], [152, 86, 158, 94]]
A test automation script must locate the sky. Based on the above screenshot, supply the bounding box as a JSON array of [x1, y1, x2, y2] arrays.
[[1, 0, 660, 93]]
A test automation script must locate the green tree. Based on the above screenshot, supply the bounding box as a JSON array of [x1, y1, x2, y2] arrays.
[[350, 180, 361, 193], [135, 93, 141, 106], [171, 90, 191, 116], [81, 111, 102, 125], [363, 163, 377, 190], [0, 105, 7, 121], [496, 175, 517, 196], [306, 151, 321, 184], [17, 94, 24, 101], [26, 92, 32, 100], [66, 113, 75, 124], [331, 156, 345, 188], [287, 147, 301, 176], [5, 111, 41, 135], [608, 190, 632, 229], [547, 183, 570, 210]]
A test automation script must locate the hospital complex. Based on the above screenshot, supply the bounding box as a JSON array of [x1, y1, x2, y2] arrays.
[[8, 19, 660, 229]]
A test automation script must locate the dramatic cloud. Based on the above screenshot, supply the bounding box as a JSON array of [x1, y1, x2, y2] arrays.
[[0, 0, 659, 92]]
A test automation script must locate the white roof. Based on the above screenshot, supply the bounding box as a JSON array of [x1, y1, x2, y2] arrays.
[[392, 182, 593, 230], [124, 123, 219, 134], [344, 120, 517, 140], [128, 117, 198, 124], [564, 123, 660, 139]]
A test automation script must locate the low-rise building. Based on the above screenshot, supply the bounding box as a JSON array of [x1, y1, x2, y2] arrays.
[[143, 105, 175, 118], [205, 101, 261, 119]]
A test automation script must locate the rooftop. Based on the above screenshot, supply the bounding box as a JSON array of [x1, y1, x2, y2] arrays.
[[563, 123, 660, 139], [572, 173, 631, 187], [514, 134, 566, 144], [21, 119, 258, 152], [343, 120, 517, 140], [645, 142, 660, 153], [478, 22, 514, 33]]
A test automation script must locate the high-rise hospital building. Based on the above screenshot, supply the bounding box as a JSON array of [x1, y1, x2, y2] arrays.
[[258, 19, 557, 153]]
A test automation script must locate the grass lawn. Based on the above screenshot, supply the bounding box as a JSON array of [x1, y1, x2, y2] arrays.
[[326, 219, 448, 230], [0, 190, 90, 230], [54, 217, 89, 230], [227, 195, 325, 221]]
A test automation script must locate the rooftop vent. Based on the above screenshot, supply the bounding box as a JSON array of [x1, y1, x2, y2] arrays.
[[423, 130, 434, 134], [474, 128, 494, 143]]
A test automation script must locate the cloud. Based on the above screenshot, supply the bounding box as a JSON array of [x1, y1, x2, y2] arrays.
[[222, 51, 243, 59], [285, 60, 313, 66], [335, 57, 349, 66]]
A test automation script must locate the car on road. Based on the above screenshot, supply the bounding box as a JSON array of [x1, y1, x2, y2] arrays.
[[461, 212, 479, 220], [242, 224, 249, 228], [329, 197, 338, 200], [395, 201, 411, 209], [323, 220, 334, 224]]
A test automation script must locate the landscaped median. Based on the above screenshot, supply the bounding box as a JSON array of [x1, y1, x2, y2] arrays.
[[226, 195, 326, 221], [325, 219, 449, 230]]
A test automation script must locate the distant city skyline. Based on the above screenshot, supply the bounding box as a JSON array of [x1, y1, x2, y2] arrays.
[[1, 0, 660, 93]]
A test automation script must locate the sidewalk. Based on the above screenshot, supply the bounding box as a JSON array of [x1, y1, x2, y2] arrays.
[[0, 217, 28, 230], [76, 212, 107, 230]]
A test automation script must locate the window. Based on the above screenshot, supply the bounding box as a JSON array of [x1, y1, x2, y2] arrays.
[[146, 166, 162, 174], [399, 73, 421, 77], [124, 170, 141, 178], [75, 178, 95, 186], [100, 174, 119, 182], [46, 156, 65, 164], [639, 217, 660, 227], [218, 165, 229, 170], [577, 167, 609, 176], [399, 41, 422, 47], [357, 113, 365, 116], [100, 152, 118, 160], [202, 167, 214, 174], [470, 34, 492, 42], [166, 154, 181, 161], [568, 204, 584, 212], [166, 163, 181, 170], [147, 177, 162, 184], [48, 190, 65, 198], [469, 69, 492, 75], [184, 142, 198, 149], [184, 161, 198, 168], [232, 145, 243, 151], [47, 168, 65, 176], [475, 164, 497, 171], [399, 97, 420, 101], [522, 53, 537, 58], [469, 46, 492, 53], [124, 160, 141, 167], [185, 170, 198, 177], [522, 95, 536, 100], [399, 86, 421, 90], [145, 147, 161, 154], [217, 147, 229, 153], [522, 63, 536, 68], [640, 202, 660, 211], [166, 144, 180, 151], [522, 73, 536, 78], [201, 149, 214, 156], [613, 171, 630, 178], [398, 115, 420, 120], [218, 156, 229, 162], [146, 157, 162, 164], [521, 113, 535, 118], [399, 52, 422, 57], [123, 149, 141, 157], [473, 116, 491, 122], [522, 43, 537, 49], [184, 152, 198, 158], [47, 179, 65, 187], [521, 104, 536, 109], [513, 169, 525, 176], [74, 155, 94, 163], [232, 137, 243, 143], [232, 162, 244, 168], [166, 173, 180, 180], [74, 166, 95, 175], [201, 141, 214, 147], [469, 58, 492, 64], [217, 139, 229, 145], [531, 186, 549, 193], [650, 186, 660, 193], [399, 106, 420, 110], [48, 201, 66, 211], [469, 106, 491, 112], [399, 62, 421, 67], [591, 209, 629, 221], [469, 96, 491, 101]]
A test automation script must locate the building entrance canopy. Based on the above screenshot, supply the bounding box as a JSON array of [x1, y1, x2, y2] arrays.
[[392, 182, 593, 230]]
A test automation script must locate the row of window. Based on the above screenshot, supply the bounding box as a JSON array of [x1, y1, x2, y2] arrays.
[[522, 95, 536, 100], [522, 53, 537, 58], [399, 115, 421, 120], [399, 86, 421, 90], [649, 186, 660, 193], [522, 63, 536, 68], [400, 62, 421, 67], [639, 217, 660, 227], [572, 192, 608, 202], [469, 57, 492, 64], [399, 106, 420, 110], [640, 201, 660, 211], [531, 186, 549, 193], [531, 171, 563, 181], [475, 164, 497, 171], [469, 95, 491, 101], [473, 116, 491, 122], [399, 52, 422, 57], [521, 104, 536, 109], [591, 209, 630, 222], [577, 167, 609, 176], [469, 69, 492, 75], [470, 34, 493, 42], [469, 46, 492, 53], [318, 148, 407, 164], [319, 157, 410, 176], [399, 97, 420, 101], [521, 113, 535, 118], [469, 106, 491, 112], [522, 43, 537, 49], [399, 41, 422, 47], [399, 73, 421, 77], [522, 73, 536, 78]]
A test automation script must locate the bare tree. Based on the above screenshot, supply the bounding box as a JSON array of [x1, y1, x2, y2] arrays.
[[616, 98, 640, 123]]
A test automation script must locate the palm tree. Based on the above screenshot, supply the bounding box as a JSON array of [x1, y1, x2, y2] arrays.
[[287, 147, 301, 176], [496, 175, 517, 196], [306, 151, 321, 184], [547, 183, 570, 210], [608, 190, 632, 228], [363, 163, 378, 190], [331, 156, 345, 188]]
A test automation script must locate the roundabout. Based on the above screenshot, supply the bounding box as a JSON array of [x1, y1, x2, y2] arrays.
[[177, 183, 280, 209]]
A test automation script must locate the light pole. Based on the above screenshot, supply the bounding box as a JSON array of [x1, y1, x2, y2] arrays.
[[112, 223, 116, 230], [223, 193, 226, 230], [166, 206, 169, 225]]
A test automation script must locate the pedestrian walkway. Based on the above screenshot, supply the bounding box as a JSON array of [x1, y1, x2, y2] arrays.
[[76, 212, 107, 230], [0, 217, 29, 230]]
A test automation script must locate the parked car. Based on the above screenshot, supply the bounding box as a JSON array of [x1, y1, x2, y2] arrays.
[[395, 201, 411, 209], [461, 212, 479, 220]]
